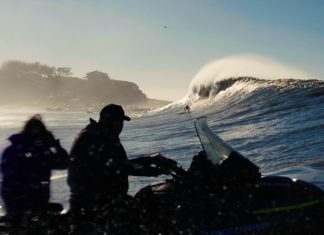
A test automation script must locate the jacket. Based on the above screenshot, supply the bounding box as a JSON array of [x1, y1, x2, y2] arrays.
[[1, 133, 69, 214], [67, 119, 161, 211]]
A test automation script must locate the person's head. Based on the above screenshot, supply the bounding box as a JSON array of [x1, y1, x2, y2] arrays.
[[23, 114, 48, 140], [98, 104, 131, 136]]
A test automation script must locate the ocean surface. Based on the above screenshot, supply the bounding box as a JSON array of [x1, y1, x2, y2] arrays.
[[0, 77, 324, 215]]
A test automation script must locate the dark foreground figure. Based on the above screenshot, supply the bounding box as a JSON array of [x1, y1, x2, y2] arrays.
[[0, 115, 69, 230], [67, 104, 174, 234], [1, 117, 324, 235]]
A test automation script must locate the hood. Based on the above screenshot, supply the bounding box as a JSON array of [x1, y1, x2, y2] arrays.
[[8, 133, 30, 145], [84, 118, 100, 131], [84, 118, 119, 140]]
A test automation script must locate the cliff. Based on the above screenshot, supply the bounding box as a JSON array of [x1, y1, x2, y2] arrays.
[[0, 61, 170, 110]]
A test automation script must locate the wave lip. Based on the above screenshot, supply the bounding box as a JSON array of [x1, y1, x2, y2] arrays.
[[192, 77, 264, 98], [189, 54, 312, 98]]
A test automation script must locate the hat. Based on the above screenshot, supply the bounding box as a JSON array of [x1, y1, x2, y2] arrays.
[[99, 104, 131, 121]]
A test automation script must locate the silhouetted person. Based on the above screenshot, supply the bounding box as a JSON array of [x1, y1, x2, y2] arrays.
[[185, 105, 190, 113], [67, 104, 173, 233], [1, 115, 69, 221]]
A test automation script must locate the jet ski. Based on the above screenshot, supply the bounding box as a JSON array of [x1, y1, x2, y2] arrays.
[[1, 117, 323, 234], [134, 117, 324, 235]]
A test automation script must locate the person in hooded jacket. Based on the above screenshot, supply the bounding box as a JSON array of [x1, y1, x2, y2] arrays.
[[1, 115, 69, 221], [67, 104, 175, 233]]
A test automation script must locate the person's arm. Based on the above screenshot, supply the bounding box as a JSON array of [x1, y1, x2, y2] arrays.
[[67, 132, 94, 194], [49, 139, 69, 170], [47, 132, 69, 170], [1, 145, 27, 184], [1, 146, 15, 176], [129, 154, 176, 176]]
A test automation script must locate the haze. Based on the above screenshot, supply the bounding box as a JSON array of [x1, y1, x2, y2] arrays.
[[0, 0, 323, 101]]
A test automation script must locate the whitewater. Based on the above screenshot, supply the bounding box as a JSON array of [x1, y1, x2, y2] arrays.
[[0, 55, 323, 215]]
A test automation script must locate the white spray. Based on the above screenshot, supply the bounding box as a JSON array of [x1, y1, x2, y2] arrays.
[[189, 54, 312, 95]]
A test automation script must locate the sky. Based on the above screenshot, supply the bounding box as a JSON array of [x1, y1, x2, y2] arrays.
[[0, 0, 323, 101]]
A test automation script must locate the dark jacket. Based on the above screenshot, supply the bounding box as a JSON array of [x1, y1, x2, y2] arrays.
[[68, 119, 161, 211], [1, 133, 69, 215]]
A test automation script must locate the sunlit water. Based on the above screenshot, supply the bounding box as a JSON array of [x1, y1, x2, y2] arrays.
[[0, 77, 324, 215]]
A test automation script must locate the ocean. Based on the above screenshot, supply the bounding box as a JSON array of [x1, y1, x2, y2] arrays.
[[0, 76, 324, 216]]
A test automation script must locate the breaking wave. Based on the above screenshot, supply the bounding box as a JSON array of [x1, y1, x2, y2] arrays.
[[150, 54, 323, 115], [189, 54, 312, 98]]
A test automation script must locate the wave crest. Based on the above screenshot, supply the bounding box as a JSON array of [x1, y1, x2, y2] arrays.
[[192, 77, 263, 98], [189, 54, 312, 98]]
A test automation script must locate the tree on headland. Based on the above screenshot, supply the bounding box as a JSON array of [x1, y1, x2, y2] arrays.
[[85, 70, 110, 82], [0, 60, 56, 81], [0, 60, 152, 107], [56, 67, 72, 78]]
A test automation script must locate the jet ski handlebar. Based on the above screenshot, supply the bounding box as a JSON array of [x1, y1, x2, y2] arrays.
[[149, 153, 187, 177], [168, 161, 187, 177]]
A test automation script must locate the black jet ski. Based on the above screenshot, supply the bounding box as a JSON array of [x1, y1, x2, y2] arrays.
[[134, 117, 324, 235], [1, 117, 324, 234]]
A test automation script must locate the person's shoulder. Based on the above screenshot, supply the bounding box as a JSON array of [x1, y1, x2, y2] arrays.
[[1, 142, 20, 163], [2, 133, 27, 154], [73, 129, 92, 144], [2, 145, 13, 157], [74, 126, 103, 146]]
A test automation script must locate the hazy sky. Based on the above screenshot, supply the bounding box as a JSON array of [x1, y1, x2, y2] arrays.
[[0, 0, 323, 101]]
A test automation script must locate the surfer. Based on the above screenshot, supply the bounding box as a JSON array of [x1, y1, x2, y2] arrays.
[[1, 115, 69, 222], [185, 105, 191, 113], [67, 104, 175, 233]]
